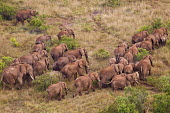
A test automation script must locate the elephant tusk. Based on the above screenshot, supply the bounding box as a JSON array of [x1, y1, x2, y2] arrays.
[[31, 75, 34, 80], [88, 56, 91, 58]]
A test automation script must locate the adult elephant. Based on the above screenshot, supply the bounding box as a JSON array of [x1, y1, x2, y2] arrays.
[[13, 50, 48, 66], [53, 55, 76, 71], [124, 63, 135, 74], [126, 72, 140, 85], [128, 44, 139, 56], [33, 57, 50, 76], [35, 34, 52, 44], [131, 31, 149, 44], [140, 38, 154, 51], [57, 29, 75, 40], [32, 43, 46, 52], [61, 59, 88, 81], [50, 43, 68, 62], [99, 64, 120, 88], [1, 63, 34, 90], [124, 51, 133, 63], [15, 9, 37, 25], [114, 42, 128, 62], [64, 48, 89, 63], [73, 72, 100, 97], [46, 82, 67, 101], [134, 55, 153, 80]]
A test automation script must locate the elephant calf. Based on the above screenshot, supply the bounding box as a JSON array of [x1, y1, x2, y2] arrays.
[[73, 72, 100, 97], [46, 82, 67, 101]]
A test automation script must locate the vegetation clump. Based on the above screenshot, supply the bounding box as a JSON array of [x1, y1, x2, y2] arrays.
[[0, 56, 13, 73], [94, 48, 110, 59], [10, 38, 19, 47], [59, 37, 80, 50], [134, 48, 149, 61], [32, 72, 60, 92], [0, 2, 16, 20], [28, 17, 49, 33]]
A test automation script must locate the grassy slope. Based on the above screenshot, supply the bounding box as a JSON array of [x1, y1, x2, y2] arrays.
[[0, 0, 170, 112]]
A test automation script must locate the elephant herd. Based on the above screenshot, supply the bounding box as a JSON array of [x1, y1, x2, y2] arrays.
[[1, 13, 169, 101]]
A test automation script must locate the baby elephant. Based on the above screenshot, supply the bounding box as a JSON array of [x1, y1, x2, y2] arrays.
[[73, 72, 100, 97], [46, 82, 67, 102]]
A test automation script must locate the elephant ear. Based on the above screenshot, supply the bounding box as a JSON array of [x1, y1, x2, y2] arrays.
[[19, 64, 27, 75]]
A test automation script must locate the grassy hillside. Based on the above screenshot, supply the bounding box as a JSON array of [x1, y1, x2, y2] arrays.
[[0, 0, 170, 112]]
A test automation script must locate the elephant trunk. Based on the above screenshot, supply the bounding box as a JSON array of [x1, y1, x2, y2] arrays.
[[85, 66, 88, 74], [72, 34, 75, 39], [85, 54, 89, 64]]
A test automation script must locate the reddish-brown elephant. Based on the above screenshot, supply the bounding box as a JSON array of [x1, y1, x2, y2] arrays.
[[131, 31, 149, 44], [15, 9, 37, 25]]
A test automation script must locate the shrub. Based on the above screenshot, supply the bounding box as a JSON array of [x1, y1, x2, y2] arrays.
[[0, 56, 13, 73], [101, 87, 148, 113], [94, 49, 110, 59], [134, 48, 149, 61], [147, 76, 170, 95], [125, 86, 148, 113], [10, 38, 19, 47], [32, 72, 60, 92], [153, 94, 170, 113], [59, 37, 80, 50], [0, 2, 16, 20], [137, 25, 152, 33], [28, 17, 49, 33], [151, 18, 163, 30]]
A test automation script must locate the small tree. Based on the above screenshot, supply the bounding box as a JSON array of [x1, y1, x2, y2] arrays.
[[134, 48, 149, 61], [94, 48, 110, 59]]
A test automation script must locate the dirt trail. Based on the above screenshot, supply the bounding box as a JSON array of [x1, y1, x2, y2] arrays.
[[140, 82, 161, 94]]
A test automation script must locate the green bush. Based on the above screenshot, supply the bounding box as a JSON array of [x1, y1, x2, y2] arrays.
[[153, 94, 170, 113], [134, 48, 149, 61], [28, 17, 49, 33], [0, 56, 13, 73], [125, 86, 148, 113], [59, 37, 80, 50], [104, 0, 121, 7], [151, 18, 163, 30], [101, 87, 148, 113], [147, 76, 170, 95], [137, 25, 152, 33], [94, 48, 110, 59], [10, 38, 19, 47], [0, 2, 16, 20], [32, 72, 60, 92]]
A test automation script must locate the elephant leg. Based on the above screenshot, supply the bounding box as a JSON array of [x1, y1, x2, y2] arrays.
[[85, 86, 91, 95], [91, 86, 95, 92], [58, 92, 63, 101], [149, 68, 151, 75], [74, 73, 77, 80], [46, 93, 52, 102], [17, 76, 23, 89], [2, 81, 6, 90]]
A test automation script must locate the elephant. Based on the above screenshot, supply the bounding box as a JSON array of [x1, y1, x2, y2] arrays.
[[114, 42, 128, 62], [50, 43, 68, 62], [109, 57, 117, 65], [57, 29, 75, 40], [46, 82, 67, 101], [33, 57, 50, 76], [139, 38, 154, 51], [131, 31, 149, 44], [61, 59, 89, 81], [35, 34, 52, 44], [126, 72, 140, 86], [134, 55, 153, 80], [1, 63, 34, 90], [73, 72, 100, 97], [64, 48, 89, 63], [53, 55, 76, 71], [114, 63, 125, 74], [128, 44, 139, 56], [32, 43, 46, 52], [15, 9, 37, 25], [153, 27, 168, 47], [124, 51, 133, 63], [119, 57, 128, 66], [123, 63, 135, 74], [110, 73, 131, 91], [99, 64, 120, 88], [144, 34, 159, 47], [13, 50, 48, 66]]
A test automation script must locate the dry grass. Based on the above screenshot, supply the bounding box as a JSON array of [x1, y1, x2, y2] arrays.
[[0, 0, 170, 112]]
